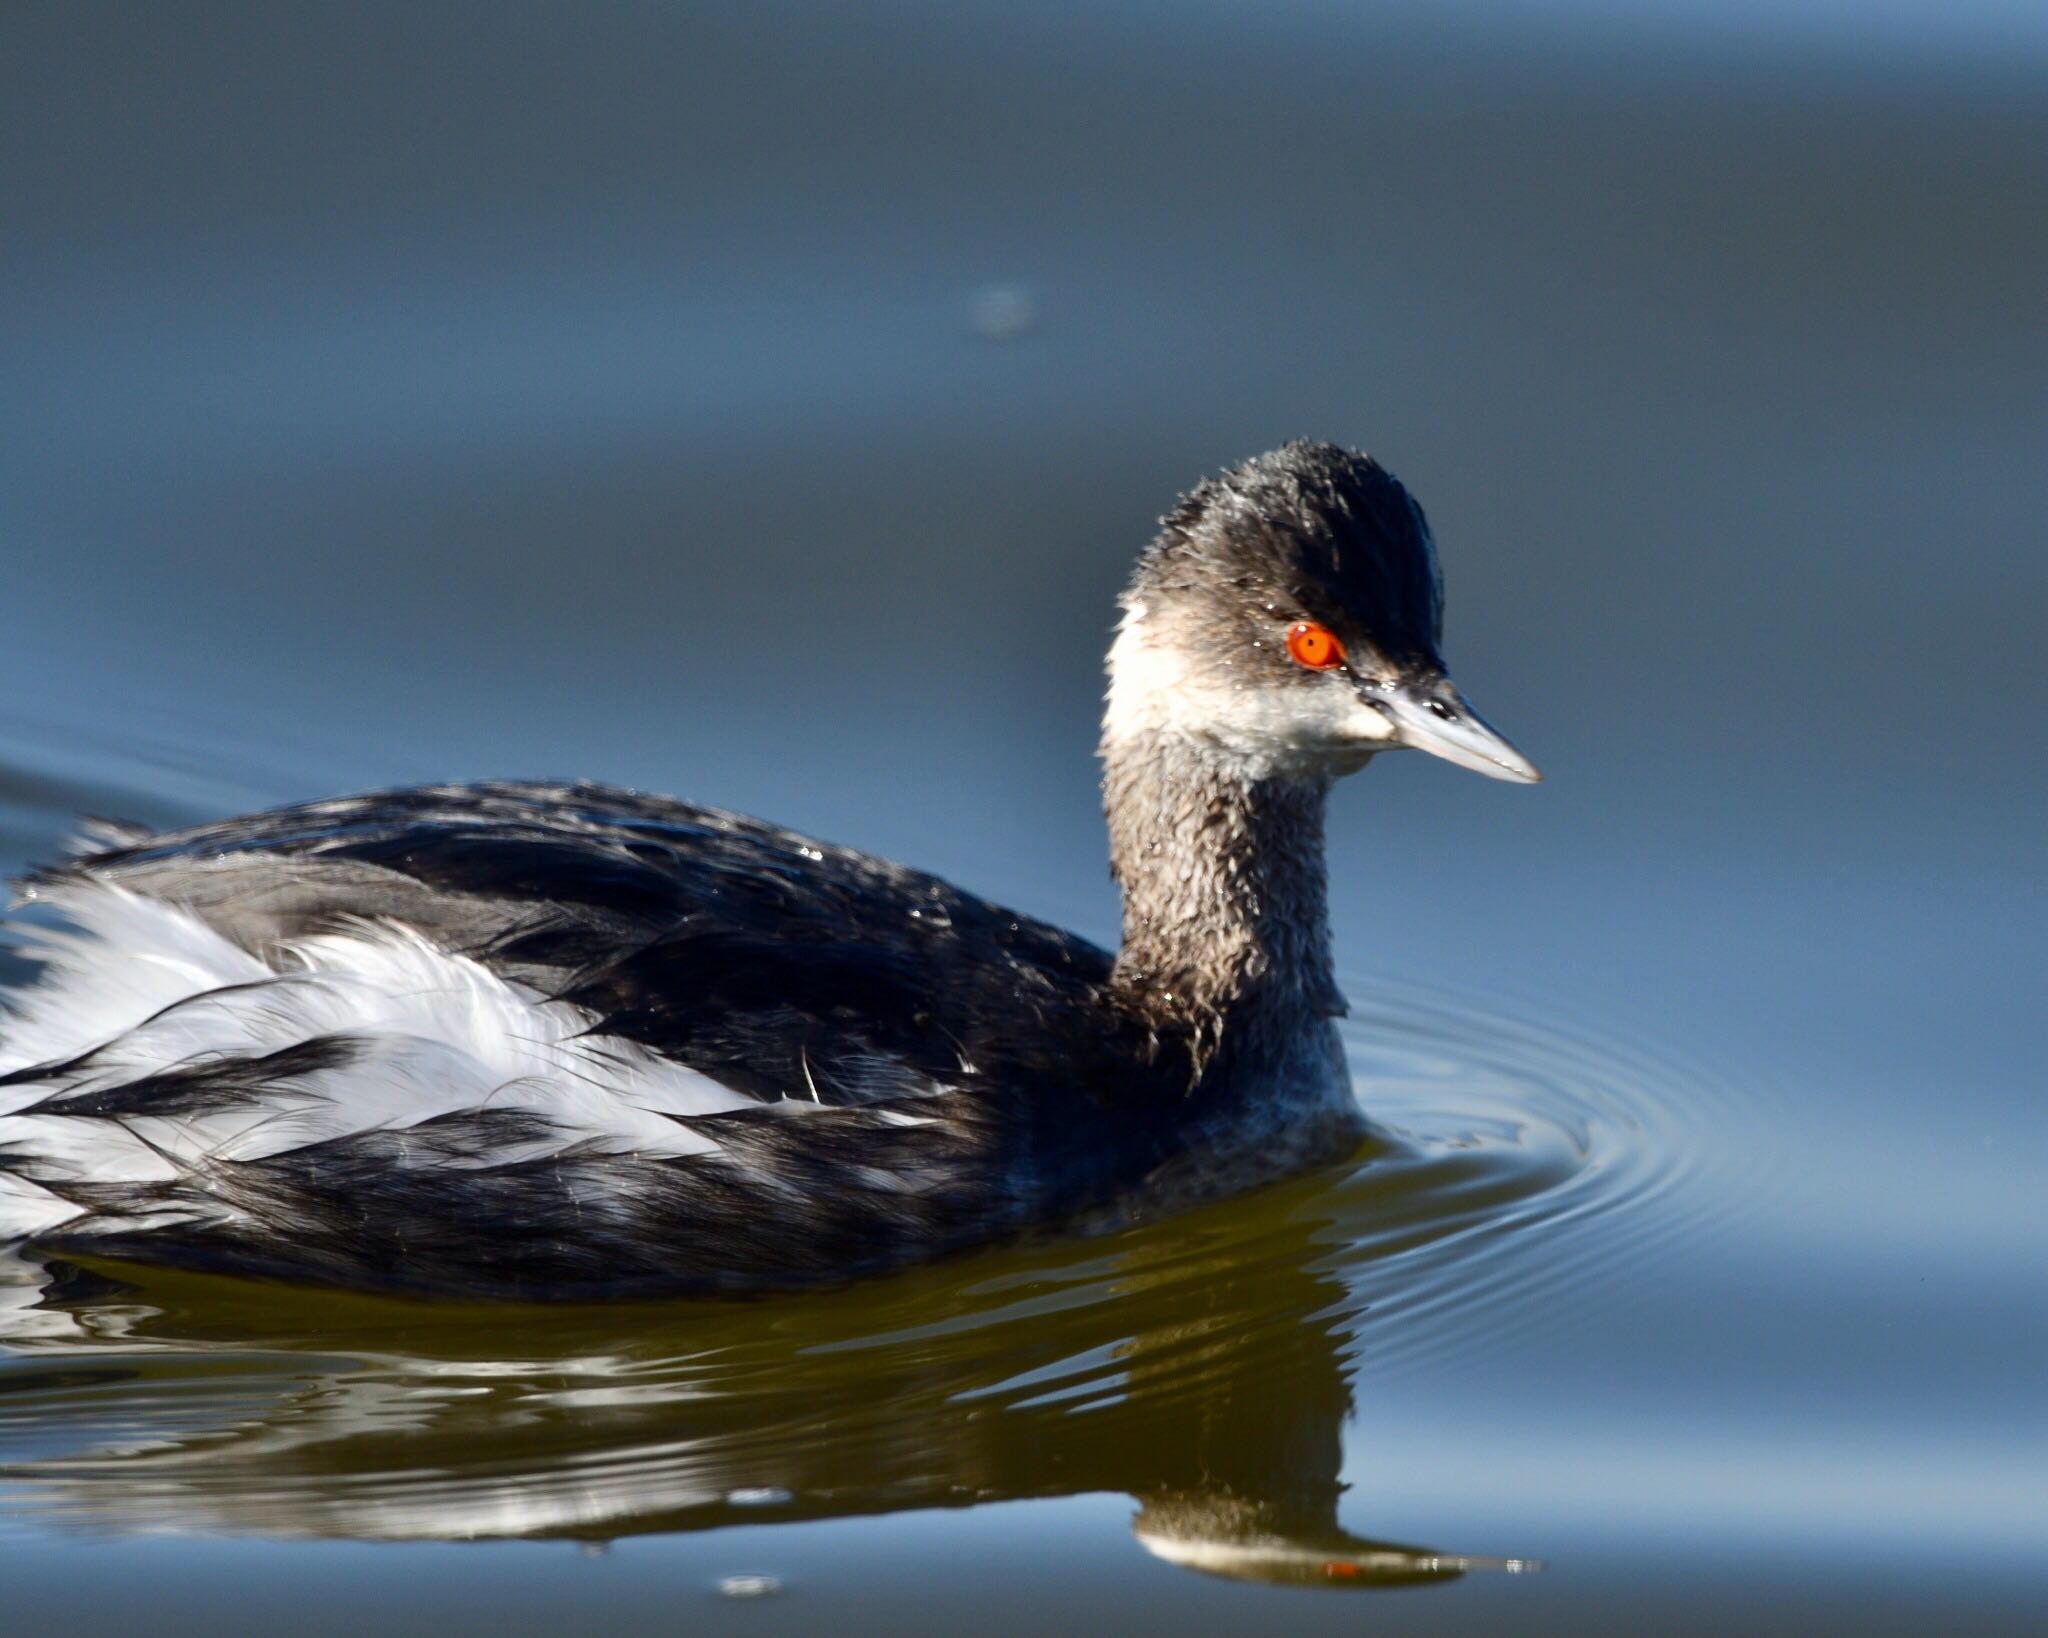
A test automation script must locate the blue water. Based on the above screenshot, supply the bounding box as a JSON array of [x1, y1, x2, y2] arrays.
[[1, 2, 2043, 1630]]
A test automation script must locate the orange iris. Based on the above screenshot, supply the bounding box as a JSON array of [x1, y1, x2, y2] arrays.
[[1285, 620, 1345, 670]]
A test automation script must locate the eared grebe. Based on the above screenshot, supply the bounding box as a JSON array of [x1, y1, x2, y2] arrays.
[[0, 442, 1536, 1299]]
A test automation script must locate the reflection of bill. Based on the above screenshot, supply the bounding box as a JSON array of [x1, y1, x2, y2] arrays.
[[0, 1188, 1536, 1591], [1136, 1521, 1533, 1589]]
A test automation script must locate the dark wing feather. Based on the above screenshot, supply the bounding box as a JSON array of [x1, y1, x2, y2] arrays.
[[34, 780, 1134, 1112]]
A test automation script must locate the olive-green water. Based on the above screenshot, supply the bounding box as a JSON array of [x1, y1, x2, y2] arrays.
[[0, 3, 2042, 1632]]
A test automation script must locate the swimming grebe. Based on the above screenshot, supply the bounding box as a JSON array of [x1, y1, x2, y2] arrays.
[[0, 442, 1535, 1299]]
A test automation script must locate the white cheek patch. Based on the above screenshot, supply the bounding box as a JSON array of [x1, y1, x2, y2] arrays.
[[1106, 604, 1285, 749], [1101, 603, 1190, 744], [1104, 603, 1393, 770]]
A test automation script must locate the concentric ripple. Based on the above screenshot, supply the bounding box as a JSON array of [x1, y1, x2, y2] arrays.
[[1312, 974, 1758, 1378]]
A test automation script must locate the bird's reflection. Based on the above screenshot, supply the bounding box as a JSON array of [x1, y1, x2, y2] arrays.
[[0, 1172, 1528, 1589]]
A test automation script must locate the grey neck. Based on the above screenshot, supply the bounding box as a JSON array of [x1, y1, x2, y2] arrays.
[[1101, 733, 1343, 1034]]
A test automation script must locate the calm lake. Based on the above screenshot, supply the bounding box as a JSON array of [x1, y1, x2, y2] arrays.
[[1, 2, 2043, 1632]]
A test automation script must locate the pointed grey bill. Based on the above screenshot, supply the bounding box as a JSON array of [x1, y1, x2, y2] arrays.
[[1376, 679, 1541, 783]]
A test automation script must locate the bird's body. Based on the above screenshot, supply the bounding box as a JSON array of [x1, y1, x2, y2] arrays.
[[0, 443, 1535, 1298], [1, 783, 1269, 1298]]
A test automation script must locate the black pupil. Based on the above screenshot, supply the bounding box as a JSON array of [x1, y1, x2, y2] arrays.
[[1427, 699, 1453, 719]]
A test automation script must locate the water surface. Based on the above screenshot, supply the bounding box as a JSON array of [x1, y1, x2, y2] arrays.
[[1, 2, 2043, 1631]]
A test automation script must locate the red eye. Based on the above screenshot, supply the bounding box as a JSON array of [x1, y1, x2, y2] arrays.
[[1285, 621, 1345, 670]]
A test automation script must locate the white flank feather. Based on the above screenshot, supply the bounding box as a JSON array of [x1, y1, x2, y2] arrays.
[[0, 883, 770, 1239]]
